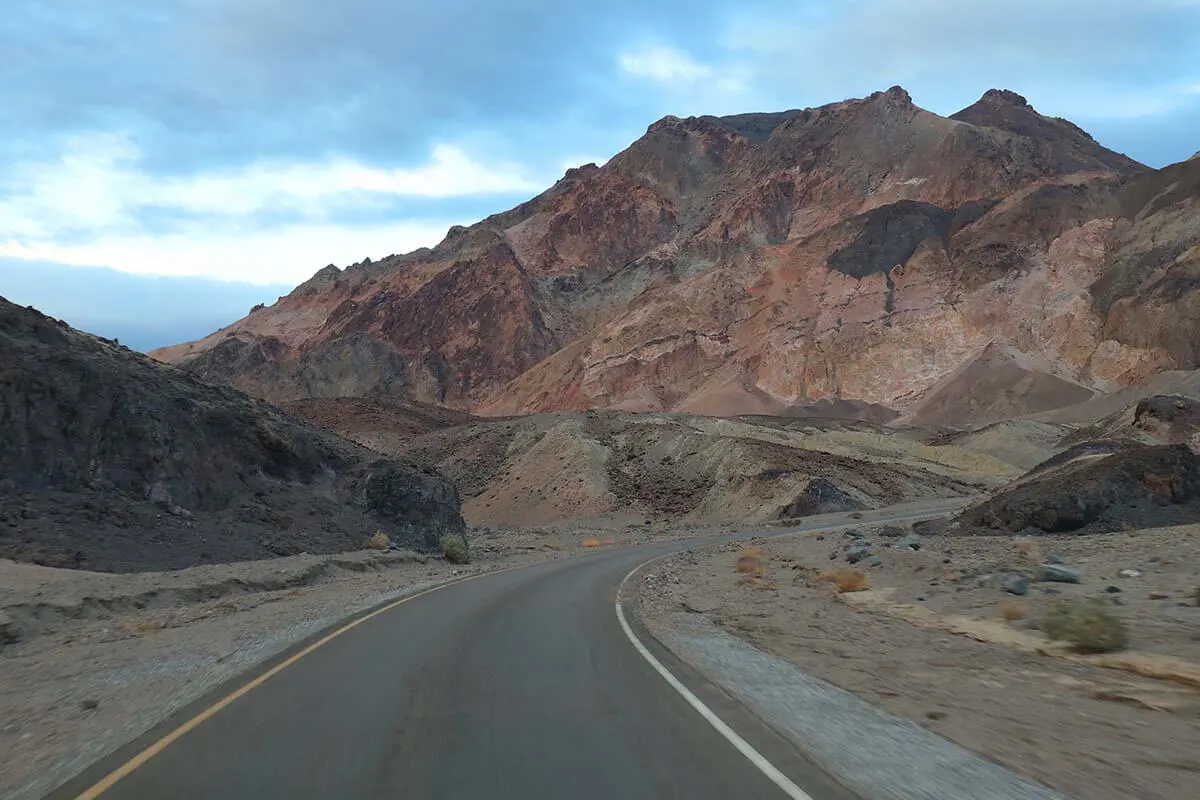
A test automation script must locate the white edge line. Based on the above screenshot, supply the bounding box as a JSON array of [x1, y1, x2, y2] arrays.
[[615, 559, 816, 800], [612, 508, 960, 800]]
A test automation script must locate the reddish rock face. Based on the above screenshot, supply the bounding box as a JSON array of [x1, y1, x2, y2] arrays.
[[152, 88, 1199, 425]]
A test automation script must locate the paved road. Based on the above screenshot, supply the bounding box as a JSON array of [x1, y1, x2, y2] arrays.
[[51, 503, 963, 800]]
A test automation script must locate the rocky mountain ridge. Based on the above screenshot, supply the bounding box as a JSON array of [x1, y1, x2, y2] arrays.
[[152, 88, 1198, 427], [0, 298, 464, 571]]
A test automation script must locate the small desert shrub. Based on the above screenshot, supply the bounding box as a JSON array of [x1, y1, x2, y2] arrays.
[[1013, 537, 1043, 566], [999, 599, 1029, 621], [440, 534, 470, 564], [206, 600, 240, 616], [820, 568, 870, 593], [122, 618, 172, 636], [735, 554, 766, 577], [581, 538, 602, 548], [366, 531, 391, 550], [1040, 598, 1128, 653]]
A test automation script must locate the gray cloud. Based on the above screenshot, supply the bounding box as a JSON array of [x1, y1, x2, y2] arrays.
[[4, 0, 1195, 182], [3, 0, 1196, 345], [1, 0, 739, 175]]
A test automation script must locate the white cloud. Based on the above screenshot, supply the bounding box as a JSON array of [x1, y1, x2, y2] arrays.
[[0, 220, 454, 285], [614, 44, 755, 117], [0, 132, 543, 284], [0, 133, 541, 241], [618, 45, 713, 84]]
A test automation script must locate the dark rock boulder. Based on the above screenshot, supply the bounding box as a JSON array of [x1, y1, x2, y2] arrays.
[[957, 443, 1200, 535], [779, 478, 866, 518]]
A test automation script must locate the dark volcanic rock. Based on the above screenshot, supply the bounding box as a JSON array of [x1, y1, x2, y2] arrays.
[[0, 299, 464, 572], [779, 478, 866, 518], [827, 201, 955, 280], [958, 443, 1200, 535], [1134, 396, 1200, 441]]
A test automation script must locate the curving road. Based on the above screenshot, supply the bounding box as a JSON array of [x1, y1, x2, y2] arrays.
[[49, 502, 963, 800]]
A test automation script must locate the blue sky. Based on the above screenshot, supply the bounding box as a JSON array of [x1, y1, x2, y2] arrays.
[[1, 0, 1198, 322]]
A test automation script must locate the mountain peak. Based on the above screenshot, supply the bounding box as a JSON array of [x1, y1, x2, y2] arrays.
[[979, 88, 1031, 108], [866, 85, 914, 106], [948, 88, 1142, 174]]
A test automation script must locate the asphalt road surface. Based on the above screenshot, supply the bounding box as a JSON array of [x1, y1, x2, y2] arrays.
[[51, 503, 962, 800]]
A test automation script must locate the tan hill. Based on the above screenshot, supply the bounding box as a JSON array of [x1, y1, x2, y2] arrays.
[[153, 87, 1200, 423], [1031, 370, 1200, 428], [0, 298, 464, 572], [284, 399, 1020, 529], [928, 419, 1073, 472], [897, 342, 1095, 431]]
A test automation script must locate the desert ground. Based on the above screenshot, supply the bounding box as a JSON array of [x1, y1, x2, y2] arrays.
[[633, 521, 1200, 800]]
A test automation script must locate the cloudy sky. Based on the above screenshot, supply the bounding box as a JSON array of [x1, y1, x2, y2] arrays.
[[2, 0, 1198, 345]]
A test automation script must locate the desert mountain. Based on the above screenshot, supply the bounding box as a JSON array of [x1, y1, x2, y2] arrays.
[[153, 88, 1197, 425], [0, 298, 464, 571]]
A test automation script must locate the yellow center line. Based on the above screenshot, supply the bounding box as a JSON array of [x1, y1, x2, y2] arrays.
[[74, 564, 525, 799]]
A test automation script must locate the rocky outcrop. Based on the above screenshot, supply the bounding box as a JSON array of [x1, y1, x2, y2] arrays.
[[1059, 395, 1200, 450], [285, 401, 1005, 529], [956, 443, 1200, 534], [152, 87, 1200, 426], [0, 299, 464, 571]]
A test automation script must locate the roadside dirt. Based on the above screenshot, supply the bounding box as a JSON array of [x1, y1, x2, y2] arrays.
[[635, 523, 1200, 800]]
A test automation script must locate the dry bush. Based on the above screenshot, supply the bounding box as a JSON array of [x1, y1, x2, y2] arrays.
[[1041, 598, 1128, 653], [205, 600, 240, 616], [819, 568, 870, 593], [742, 546, 763, 557], [122, 620, 165, 636], [1013, 537, 1043, 566], [581, 538, 602, 548], [999, 599, 1029, 621], [735, 554, 766, 577], [440, 534, 470, 564], [366, 531, 391, 551]]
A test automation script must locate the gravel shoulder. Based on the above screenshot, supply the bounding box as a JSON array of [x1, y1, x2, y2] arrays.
[[633, 523, 1200, 800]]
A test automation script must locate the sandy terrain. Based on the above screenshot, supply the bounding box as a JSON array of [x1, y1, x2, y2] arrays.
[[635, 523, 1200, 800]]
